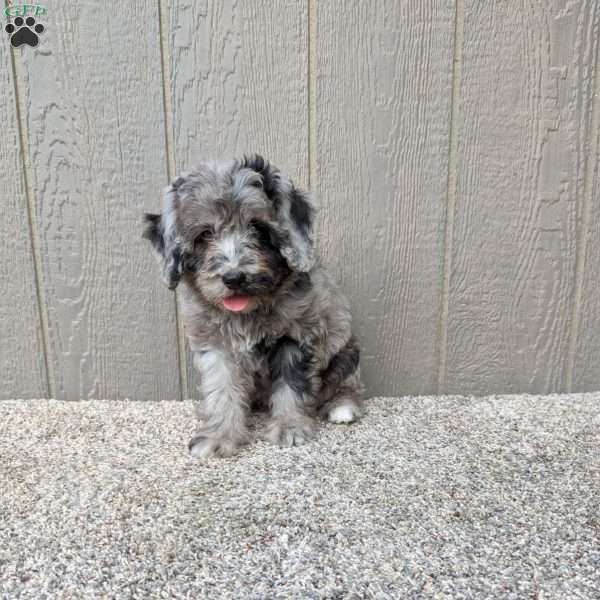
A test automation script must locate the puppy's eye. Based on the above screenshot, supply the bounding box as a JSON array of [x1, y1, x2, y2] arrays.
[[195, 228, 214, 245], [250, 179, 263, 189]]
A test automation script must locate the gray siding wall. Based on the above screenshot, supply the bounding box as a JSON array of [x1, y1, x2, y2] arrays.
[[2, 1, 599, 400]]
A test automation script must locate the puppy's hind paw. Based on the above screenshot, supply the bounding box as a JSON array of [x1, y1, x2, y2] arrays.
[[188, 434, 244, 459], [263, 418, 316, 448], [328, 403, 362, 424]]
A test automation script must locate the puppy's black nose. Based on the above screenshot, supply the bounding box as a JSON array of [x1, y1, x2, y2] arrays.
[[222, 271, 246, 289]]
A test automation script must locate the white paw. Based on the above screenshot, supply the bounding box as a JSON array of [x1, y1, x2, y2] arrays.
[[263, 419, 315, 447], [328, 404, 359, 424], [188, 435, 242, 459]]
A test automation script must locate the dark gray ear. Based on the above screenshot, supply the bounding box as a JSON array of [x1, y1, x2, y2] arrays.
[[241, 155, 316, 272], [275, 185, 316, 272], [142, 213, 164, 253], [142, 185, 184, 290]]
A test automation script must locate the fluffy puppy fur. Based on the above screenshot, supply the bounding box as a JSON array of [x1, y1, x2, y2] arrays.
[[143, 156, 363, 458]]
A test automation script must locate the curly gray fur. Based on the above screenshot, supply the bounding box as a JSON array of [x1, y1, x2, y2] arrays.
[[143, 156, 363, 458]]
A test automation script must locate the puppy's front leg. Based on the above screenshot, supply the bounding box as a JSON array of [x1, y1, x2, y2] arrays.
[[264, 338, 316, 447], [189, 349, 250, 459]]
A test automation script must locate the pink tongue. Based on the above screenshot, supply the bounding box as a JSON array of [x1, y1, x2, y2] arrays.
[[223, 295, 250, 312]]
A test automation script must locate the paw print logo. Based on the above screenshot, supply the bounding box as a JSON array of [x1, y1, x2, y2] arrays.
[[5, 16, 45, 48]]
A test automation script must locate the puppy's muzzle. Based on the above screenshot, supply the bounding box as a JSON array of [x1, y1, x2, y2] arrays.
[[222, 270, 246, 290]]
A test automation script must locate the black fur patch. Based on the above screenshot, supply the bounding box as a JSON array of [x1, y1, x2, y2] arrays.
[[166, 245, 184, 290], [171, 176, 185, 189], [268, 337, 310, 396], [320, 337, 360, 400], [250, 219, 280, 249], [183, 249, 203, 273], [143, 212, 203, 281], [239, 157, 314, 241], [253, 336, 276, 357], [240, 154, 268, 173], [292, 272, 312, 294], [289, 190, 313, 239], [250, 219, 292, 284], [239, 154, 279, 199], [142, 213, 164, 253]]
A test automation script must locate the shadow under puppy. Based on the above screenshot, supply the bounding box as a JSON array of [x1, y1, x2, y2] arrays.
[[143, 156, 363, 458]]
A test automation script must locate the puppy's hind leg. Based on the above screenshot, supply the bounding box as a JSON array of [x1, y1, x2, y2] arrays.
[[319, 337, 364, 424], [324, 375, 364, 424], [189, 350, 250, 459]]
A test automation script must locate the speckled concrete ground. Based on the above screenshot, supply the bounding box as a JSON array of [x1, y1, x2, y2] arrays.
[[1, 395, 599, 599]]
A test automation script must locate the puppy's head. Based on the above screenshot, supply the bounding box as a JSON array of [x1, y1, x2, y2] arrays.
[[143, 156, 315, 313]]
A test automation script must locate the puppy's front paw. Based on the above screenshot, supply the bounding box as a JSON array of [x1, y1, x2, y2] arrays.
[[188, 434, 243, 459], [263, 418, 316, 447]]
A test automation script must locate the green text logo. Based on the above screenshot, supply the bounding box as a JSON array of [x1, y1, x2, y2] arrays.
[[4, 4, 47, 18]]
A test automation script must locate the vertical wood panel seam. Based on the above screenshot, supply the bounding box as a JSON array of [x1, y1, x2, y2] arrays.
[[437, 0, 465, 393], [308, 0, 317, 189], [8, 48, 53, 398], [566, 20, 600, 392], [158, 0, 187, 400]]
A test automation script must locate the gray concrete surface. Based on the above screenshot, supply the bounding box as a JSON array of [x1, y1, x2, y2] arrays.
[[1, 395, 599, 599]]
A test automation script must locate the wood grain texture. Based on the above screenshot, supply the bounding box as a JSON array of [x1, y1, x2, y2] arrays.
[[315, 0, 456, 395], [3, 1, 600, 400], [444, 1, 600, 394], [13, 2, 180, 400], [572, 45, 600, 391], [0, 49, 47, 399], [164, 0, 308, 398]]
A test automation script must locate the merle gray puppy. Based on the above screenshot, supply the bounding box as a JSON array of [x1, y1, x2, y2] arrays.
[[143, 156, 363, 458]]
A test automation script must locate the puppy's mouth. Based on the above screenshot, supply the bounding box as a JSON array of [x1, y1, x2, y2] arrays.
[[222, 295, 252, 312], [220, 275, 278, 312]]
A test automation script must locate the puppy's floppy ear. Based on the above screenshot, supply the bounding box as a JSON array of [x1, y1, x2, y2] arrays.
[[242, 155, 316, 272], [141, 182, 185, 290], [142, 213, 164, 253], [275, 185, 316, 272]]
